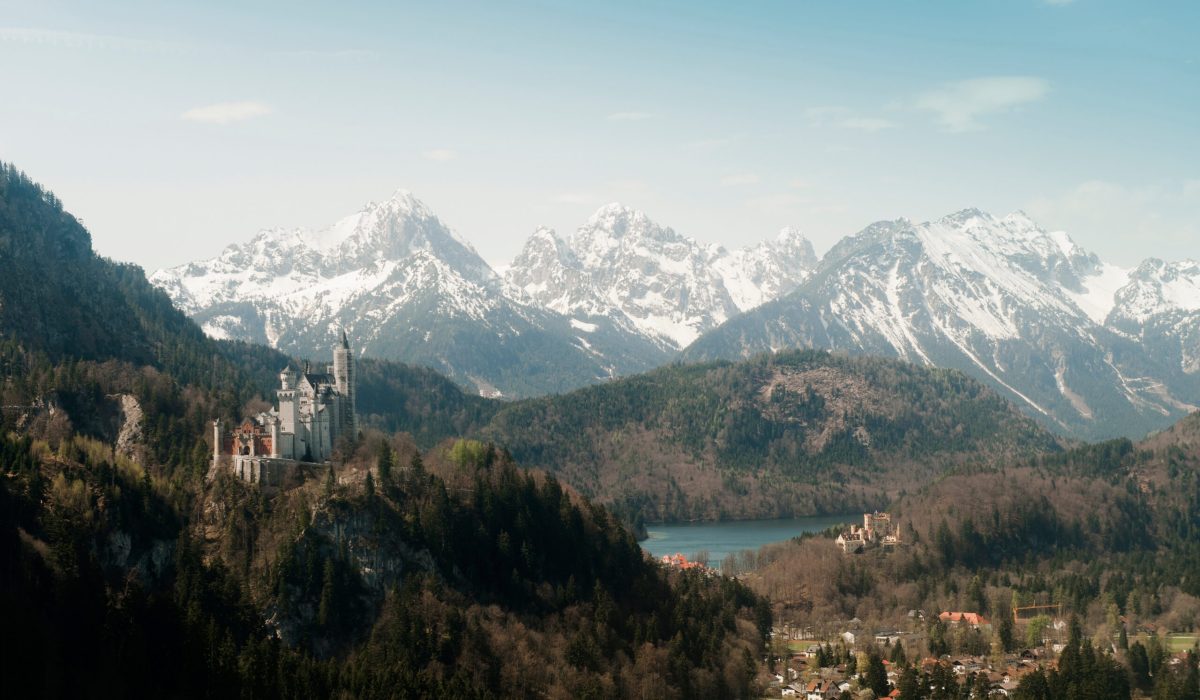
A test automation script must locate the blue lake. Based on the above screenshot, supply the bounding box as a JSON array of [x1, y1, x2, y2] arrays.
[[640, 515, 855, 562]]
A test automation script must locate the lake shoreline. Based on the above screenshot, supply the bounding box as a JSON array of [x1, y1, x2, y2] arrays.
[[639, 515, 857, 563]]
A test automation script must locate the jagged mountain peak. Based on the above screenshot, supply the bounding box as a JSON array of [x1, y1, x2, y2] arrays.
[[522, 225, 566, 250], [505, 205, 821, 350], [1002, 209, 1039, 228], [1112, 258, 1200, 323], [775, 225, 806, 243], [346, 188, 430, 220], [313, 189, 477, 258], [510, 226, 575, 271], [586, 201, 642, 224], [937, 207, 991, 225], [770, 226, 818, 261], [577, 202, 682, 246], [826, 209, 1099, 293]]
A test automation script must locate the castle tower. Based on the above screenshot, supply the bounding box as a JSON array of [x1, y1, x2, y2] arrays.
[[277, 366, 299, 459], [212, 418, 222, 465], [332, 329, 357, 437]]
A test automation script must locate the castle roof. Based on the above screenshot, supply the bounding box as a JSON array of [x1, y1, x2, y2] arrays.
[[305, 372, 336, 386]]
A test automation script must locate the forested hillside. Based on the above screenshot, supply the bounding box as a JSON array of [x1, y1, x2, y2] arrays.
[[476, 350, 1062, 522], [0, 430, 769, 697]]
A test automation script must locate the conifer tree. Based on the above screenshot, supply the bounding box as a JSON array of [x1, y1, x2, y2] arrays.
[[377, 442, 393, 484], [863, 650, 889, 697]]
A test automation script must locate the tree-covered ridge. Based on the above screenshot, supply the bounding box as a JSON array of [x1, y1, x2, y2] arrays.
[[0, 425, 770, 698], [476, 349, 1062, 522], [354, 358, 496, 448], [0, 161, 302, 471], [0, 162, 208, 372]]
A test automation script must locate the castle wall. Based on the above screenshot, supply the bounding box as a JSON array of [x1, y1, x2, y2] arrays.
[[231, 455, 311, 492]]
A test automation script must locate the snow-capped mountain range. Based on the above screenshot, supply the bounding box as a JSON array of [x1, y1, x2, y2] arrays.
[[504, 204, 817, 349], [150, 190, 811, 399], [684, 209, 1200, 440], [151, 192, 1200, 440]]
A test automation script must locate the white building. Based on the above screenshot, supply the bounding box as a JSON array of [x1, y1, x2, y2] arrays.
[[212, 332, 357, 487]]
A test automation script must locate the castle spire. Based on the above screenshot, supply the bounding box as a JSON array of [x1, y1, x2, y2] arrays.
[[341, 328, 350, 350]]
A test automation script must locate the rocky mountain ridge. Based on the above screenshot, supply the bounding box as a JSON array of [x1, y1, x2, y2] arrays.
[[684, 209, 1200, 440], [151, 191, 1199, 439]]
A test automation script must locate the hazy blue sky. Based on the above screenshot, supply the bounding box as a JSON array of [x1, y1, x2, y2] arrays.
[[2, 0, 1197, 271]]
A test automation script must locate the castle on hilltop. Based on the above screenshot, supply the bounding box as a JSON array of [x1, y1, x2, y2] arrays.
[[836, 511, 900, 553], [212, 332, 357, 488]]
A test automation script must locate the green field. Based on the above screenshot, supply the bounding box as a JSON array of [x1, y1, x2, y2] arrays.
[[786, 639, 833, 653], [1164, 634, 1198, 652]]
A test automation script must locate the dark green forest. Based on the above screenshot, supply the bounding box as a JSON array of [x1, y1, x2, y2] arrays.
[[0, 431, 770, 698]]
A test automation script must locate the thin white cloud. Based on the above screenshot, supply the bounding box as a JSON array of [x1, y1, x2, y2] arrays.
[[914, 76, 1049, 132], [805, 107, 896, 132], [422, 149, 457, 162], [720, 173, 760, 187], [181, 101, 272, 125], [0, 27, 179, 52], [607, 111, 654, 121]]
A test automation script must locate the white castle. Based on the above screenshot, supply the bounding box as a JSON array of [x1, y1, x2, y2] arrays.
[[212, 332, 357, 488]]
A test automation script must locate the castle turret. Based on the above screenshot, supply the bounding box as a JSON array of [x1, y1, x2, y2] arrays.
[[332, 329, 357, 437], [212, 418, 222, 465], [279, 365, 295, 391]]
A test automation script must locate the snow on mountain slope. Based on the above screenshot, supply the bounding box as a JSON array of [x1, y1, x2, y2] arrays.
[[151, 191, 669, 398], [711, 227, 818, 310], [505, 204, 817, 349], [684, 209, 1200, 440], [1107, 259, 1200, 379], [1110, 259, 1200, 324], [154, 190, 494, 314], [1067, 263, 1131, 325]]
